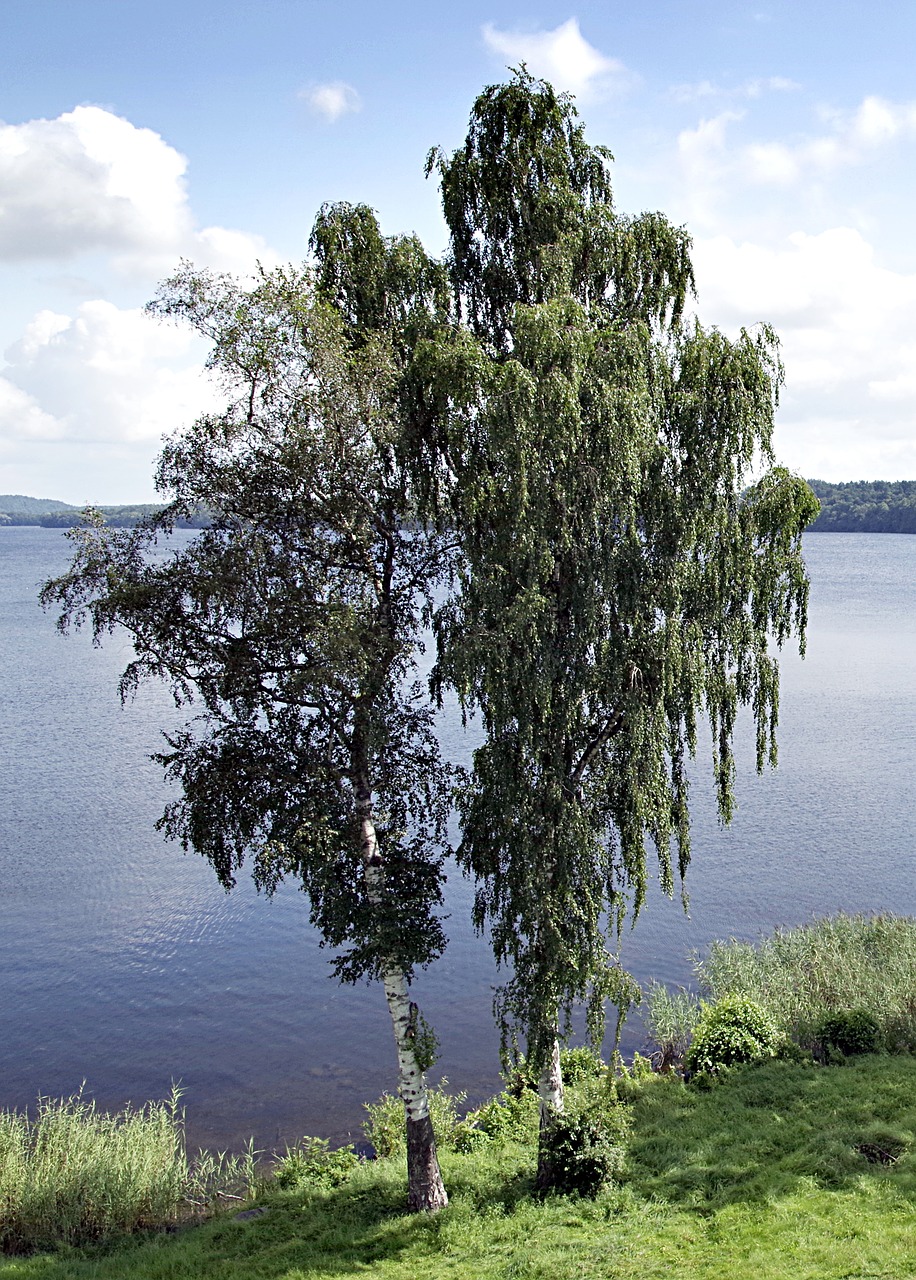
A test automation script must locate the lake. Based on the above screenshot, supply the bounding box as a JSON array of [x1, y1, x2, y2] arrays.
[[2, 527, 916, 1151]]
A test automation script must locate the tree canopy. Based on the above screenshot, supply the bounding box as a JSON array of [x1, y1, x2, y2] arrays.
[[427, 73, 818, 1154], [41, 247, 455, 1211], [41, 69, 819, 1204]]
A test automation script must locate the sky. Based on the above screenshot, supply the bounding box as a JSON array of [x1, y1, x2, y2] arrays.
[[3, 0, 916, 503]]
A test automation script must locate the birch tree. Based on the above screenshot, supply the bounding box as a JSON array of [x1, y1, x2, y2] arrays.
[[40, 241, 455, 1212], [428, 71, 819, 1177]]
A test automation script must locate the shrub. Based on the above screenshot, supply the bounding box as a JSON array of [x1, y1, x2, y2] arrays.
[[815, 1009, 882, 1059], [559, 1046, 605, 1083], [362, 1080, 464, 1157], [273, 1137, 358, 1190], [685, 996, 782, 1075], [538, 1101, 629, 1198]]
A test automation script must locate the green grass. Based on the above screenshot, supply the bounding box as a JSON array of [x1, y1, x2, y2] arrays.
[[7, 1056, 916, 1278]]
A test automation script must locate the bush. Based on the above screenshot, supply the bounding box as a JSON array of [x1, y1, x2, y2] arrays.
[[685, 996, 782, 1075], [559, 1046, 605, 1083], [815, 1009, 882, 1059], [362, 1080, 464, 1157], [273, 1137, 359, 1190], [538, 1102, 628, 1198]]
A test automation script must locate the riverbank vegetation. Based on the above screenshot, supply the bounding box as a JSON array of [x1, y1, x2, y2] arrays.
[[5, 1056, 916, 1278], [6, 914, 916, 1276]]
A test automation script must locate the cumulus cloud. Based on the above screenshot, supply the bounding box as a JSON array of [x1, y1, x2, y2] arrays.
[[301, 81, 361, 122], [482, 18, 636, 99], [0, 106, 275, 277], [0, 377, 64, 441], [690, 228, 916, 479], [680, 94, 916, 200], [2, 301, 218, 446]]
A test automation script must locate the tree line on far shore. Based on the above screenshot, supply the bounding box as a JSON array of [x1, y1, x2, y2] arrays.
[[806, 479, 916, 533], [7, 480, 916, 535], [0, 497, 209, 528]]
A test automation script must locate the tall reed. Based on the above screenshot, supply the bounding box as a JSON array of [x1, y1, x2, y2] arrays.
[[695, 913, 916, 1048], [0, 1086, 195, 1252]]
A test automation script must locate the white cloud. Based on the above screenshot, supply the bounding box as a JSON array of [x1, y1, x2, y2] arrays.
[[0, 376, 64, 440], [0, 106, 189, 262], [691, 229, 916, 479], [0, 106, 274, 277], [671, 76, 797, 104], [2, 301, 217, 446], [302, 81, 361, 122], [740, 95, 916, 188], [481, 18, 636, 100]]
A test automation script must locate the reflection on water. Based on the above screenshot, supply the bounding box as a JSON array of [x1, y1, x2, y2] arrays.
[[3, 527, 916, 1148]]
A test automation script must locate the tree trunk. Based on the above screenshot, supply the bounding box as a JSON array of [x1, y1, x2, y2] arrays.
[[381, 967, 448, 1212], [535, 1034, 564, 1191], [358, 799, 448, 1212]]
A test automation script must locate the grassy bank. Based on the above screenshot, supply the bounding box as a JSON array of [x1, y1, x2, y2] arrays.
[[5, 1055, 916, 1279], [8, 914, 916, 1278]]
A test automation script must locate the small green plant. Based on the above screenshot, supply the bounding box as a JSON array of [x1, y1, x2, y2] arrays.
[[186, 1137, 263, 1206], [407, 1006, 440, 1073], [559, 1046, 605, 1083], [538, 1100, 629, 1198], [273, 1137, 359, 1190], [362, 1080, 464, 1156], [501, 1057, 540, 1097], [816, 1009, 882, 1059], [685, 996, 782, 1075]]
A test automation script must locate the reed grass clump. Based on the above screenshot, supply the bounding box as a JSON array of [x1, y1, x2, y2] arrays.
[[0, 1087, 189, 1252], [0, 1085, 259, 1254], [695, 912, 916, 1049]]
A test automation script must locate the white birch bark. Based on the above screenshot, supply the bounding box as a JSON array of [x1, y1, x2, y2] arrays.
[[537, 1035, 564, 1120], [359, 804, 446, 1210]]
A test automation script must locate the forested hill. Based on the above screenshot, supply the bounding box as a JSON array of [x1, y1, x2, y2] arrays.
[[0, 495, 209, 528], [806, 480, 916, 533], [6, 483, 916, 533]]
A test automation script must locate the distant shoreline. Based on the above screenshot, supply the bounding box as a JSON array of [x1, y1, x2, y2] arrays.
[[6, 480, 916, 534]]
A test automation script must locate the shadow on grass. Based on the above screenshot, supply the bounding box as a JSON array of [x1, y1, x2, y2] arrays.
[[0, 1151, 541, 1280], [625, 1053, 916, 1215]]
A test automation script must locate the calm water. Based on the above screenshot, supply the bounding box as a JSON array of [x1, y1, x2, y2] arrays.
[[2, 527, 916, 1149]]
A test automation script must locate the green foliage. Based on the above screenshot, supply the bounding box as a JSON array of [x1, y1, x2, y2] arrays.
[[815, 1008, 882, 1059], [429, 68, 817, 1076], [684, 996, 782, 1075], [643, 983, 701, 1070], [696, 912, 916, 1050], [362, 1082, 465, 1157], [807, 477, 916, 533], [538, 1096, 629, 1198], [468, 1090, 540, 1147], [272, 1137, 359, 1190], [16, 1061, 916, 1277], [558, 1046, 605, 1083], [408, 1008, 440, 1073]]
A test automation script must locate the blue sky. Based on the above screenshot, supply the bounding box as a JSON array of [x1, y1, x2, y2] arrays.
[[4, 1, 916, 501]]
